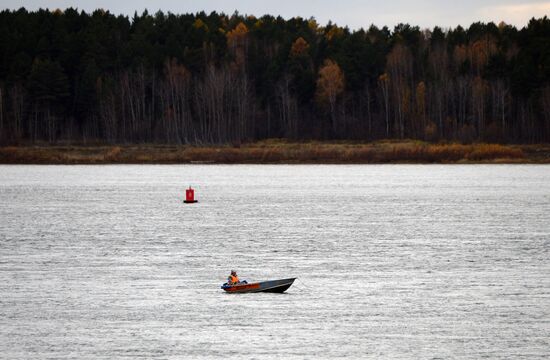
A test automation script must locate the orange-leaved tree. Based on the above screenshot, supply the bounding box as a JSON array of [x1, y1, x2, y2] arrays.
[[290, 37, 310, 58], [316, 59, 344, 135], [226, 22, 249, 71]]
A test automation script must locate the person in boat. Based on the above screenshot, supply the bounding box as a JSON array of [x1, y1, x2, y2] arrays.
[[227, 270, 240, 285]]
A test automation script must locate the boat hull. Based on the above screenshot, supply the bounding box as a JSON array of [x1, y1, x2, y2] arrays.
[[221, 278, 296, 294]]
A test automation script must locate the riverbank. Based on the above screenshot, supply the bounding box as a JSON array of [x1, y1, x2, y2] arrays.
[[1, 140, 549, 164]]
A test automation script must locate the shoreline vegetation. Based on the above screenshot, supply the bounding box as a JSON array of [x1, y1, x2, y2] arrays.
[[1, 140, 549, 164], [1, 10, 550, 146]]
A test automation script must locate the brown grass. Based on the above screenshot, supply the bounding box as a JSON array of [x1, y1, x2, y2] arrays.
[[0, 140, 545, 164]]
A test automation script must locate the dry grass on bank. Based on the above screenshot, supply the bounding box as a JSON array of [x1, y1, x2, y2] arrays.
[[0, 140, 546, 164]]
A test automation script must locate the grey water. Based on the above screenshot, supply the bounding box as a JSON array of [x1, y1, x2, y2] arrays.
[[0, 165, 549, 359]]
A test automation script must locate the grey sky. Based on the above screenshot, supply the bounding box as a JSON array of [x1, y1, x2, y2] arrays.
[[3, 0, 549, 28]]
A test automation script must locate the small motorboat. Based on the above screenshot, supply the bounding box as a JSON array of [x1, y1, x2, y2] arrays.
[[221, 278, 296, 293]]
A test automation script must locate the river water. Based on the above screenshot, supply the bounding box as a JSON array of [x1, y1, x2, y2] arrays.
[[0, 165, 549, 359]]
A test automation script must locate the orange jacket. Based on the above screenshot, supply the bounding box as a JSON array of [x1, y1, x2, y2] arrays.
[[228, 275, 239, 284]]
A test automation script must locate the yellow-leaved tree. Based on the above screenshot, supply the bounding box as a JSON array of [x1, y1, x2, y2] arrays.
[[226, 22, 249, 70], [316, 59, 344, 134]]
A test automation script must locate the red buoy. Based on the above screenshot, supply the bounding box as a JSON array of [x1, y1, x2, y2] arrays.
[[184, 186, 198, 203]]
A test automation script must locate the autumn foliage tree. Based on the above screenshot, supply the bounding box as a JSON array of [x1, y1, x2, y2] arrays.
[[316, 59, 345, 136], [290, 37, 310, 58], [227, 22, 249, 71]]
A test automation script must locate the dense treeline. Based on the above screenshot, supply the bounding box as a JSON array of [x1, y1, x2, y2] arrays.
[[0, 8, 549, 144]]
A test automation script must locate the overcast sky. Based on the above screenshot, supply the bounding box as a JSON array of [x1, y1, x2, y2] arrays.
[[3, 0, 550, 29]]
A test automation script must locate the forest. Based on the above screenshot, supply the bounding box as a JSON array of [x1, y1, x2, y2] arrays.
[[0, 8, 549, 145]]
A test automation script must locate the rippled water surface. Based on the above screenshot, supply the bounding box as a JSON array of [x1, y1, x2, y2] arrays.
[[0, 165, 549, 359]]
